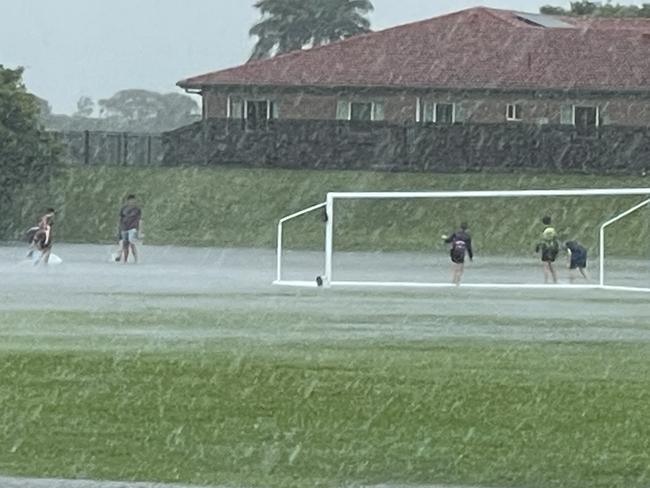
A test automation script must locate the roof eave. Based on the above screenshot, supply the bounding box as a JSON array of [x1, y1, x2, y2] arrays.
[[178, 80, 650, 97]]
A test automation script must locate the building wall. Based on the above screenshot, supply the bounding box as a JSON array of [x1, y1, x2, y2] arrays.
[[200, 87, 650, 127], [204, 91, 227, 119], [277, 93, 338, 119]]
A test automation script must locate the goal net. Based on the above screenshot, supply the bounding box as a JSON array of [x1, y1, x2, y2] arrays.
[[275, 189, 650, 292]]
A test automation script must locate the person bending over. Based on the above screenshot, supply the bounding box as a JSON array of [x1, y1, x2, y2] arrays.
[[564, 240, 589, 283]]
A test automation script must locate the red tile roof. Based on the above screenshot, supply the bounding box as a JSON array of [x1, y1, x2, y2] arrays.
[[178, 7, 650, 92]]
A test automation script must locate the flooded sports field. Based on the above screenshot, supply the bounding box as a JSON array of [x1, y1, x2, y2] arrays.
[[0, 244, 650, 339], [1, 243, 648, 343], [1, 243, 650, 488]]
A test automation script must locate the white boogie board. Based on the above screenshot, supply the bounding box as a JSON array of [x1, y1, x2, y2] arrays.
[[30, 251, 63, 265]]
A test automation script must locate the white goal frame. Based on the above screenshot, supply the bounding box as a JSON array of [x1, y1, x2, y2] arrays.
[[275, 188, 650, 292]]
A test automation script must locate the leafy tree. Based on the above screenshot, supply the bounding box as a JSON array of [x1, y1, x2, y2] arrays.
[[35, 96, 52, 117], [571, 0, 598, 15], [249, 0, 374, 60], [158, 92, 201, 129], [540, 1, 650, 17], [97, 89, 199, 132], [0, 65, 60, 234], [41, 89, 200, 132], [75, 96, 94, 117]]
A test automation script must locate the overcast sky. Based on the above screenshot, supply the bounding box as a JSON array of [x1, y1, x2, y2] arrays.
[[2, 0, 576, 114]]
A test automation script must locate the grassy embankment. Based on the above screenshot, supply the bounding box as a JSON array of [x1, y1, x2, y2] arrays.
[[6, 166, 649, 255]]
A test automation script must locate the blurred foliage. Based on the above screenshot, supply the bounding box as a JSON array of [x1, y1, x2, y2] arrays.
[[40, 89, 200, 133], [7, 166, 649, 258], [75, 96, 94, 118], [250, 0, 374, 60], [540, 1, 650, 17], [0, 65, 61, 236]]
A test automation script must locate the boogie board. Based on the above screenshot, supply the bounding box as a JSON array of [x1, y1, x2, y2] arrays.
[[30, 250, 62, 265]]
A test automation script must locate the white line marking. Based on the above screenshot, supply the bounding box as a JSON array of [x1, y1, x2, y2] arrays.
[[0, 477, 512, 488], [0, 477, 225, 488]]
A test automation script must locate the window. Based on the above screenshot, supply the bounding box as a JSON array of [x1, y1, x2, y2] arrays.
[[227, 97, 277, 121], [373, 102, 385, 121], [560, 105, 600, 128], [246, 100, 269, 121], [228, 97, 243, 119], [560, 105, 573, 125], [350, 102, 372, 121], [436, 103, 454, 124], [336, 101, 385, 121], [506, 104, 521, 121], [574, 106, 598, 129], [418, 100, 455, 123], [421, 101, 435, 122]]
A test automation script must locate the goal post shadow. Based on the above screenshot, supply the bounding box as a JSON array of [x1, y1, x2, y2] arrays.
[[275, 189, 650, 293]]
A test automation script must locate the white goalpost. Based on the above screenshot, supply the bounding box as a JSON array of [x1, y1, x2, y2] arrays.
[[275, 188, 650, 293], [599, 196, 650, 292]]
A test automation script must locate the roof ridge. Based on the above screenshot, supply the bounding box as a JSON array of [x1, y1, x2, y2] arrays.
[[178, 6, 650, 92], [179, 7, 502, 87]]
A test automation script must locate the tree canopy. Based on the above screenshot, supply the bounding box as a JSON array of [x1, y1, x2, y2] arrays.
[[249, 0, 374, 60], [41, 89, 200, 133], [75, 96, 94, 118], [0, 65, 60, 228], [540, 1, 650, 17]]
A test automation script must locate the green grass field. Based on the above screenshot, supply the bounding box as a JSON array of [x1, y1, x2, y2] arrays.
[[4, 166, 650, 255], [1, 295, 650, 488], [2, 166, 650, 487]]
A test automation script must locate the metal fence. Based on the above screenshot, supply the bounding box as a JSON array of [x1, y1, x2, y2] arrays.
[[52, 131, 164, 166]]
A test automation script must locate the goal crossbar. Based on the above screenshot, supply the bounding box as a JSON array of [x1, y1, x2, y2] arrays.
[[328, 188, 650, 199], [274, 188, 650, 293]]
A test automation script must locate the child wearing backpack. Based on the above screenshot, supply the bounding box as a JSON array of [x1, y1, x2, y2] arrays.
[[442, 222, 473, 286], [535, 216, 560, 284]]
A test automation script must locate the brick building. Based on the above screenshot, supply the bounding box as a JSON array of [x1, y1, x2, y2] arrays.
[[178, 7, 650, 130]]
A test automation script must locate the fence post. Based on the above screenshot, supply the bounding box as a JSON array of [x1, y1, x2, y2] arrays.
[[114, 133, 121, 165], [123, 132, 129, 165], [147, 135, 152, 165], [84, 130, 90, 165], [202, 119, 208, 166]]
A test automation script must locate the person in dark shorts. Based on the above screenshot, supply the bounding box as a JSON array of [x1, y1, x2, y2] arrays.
[[118, 195, 142, 264], [442, 222, 473, 286], [564, 240, 589, 282], [535, 225, 560, 284], [31, 208, 56, 265]]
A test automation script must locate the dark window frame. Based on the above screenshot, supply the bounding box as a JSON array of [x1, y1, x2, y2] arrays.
[[506, 103, 522, 121]]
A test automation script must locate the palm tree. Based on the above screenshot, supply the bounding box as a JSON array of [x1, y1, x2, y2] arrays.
[[249, 0, 374, 61]]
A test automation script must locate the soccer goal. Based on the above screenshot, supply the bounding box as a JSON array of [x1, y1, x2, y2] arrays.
[[275, 188, 650, 292]]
